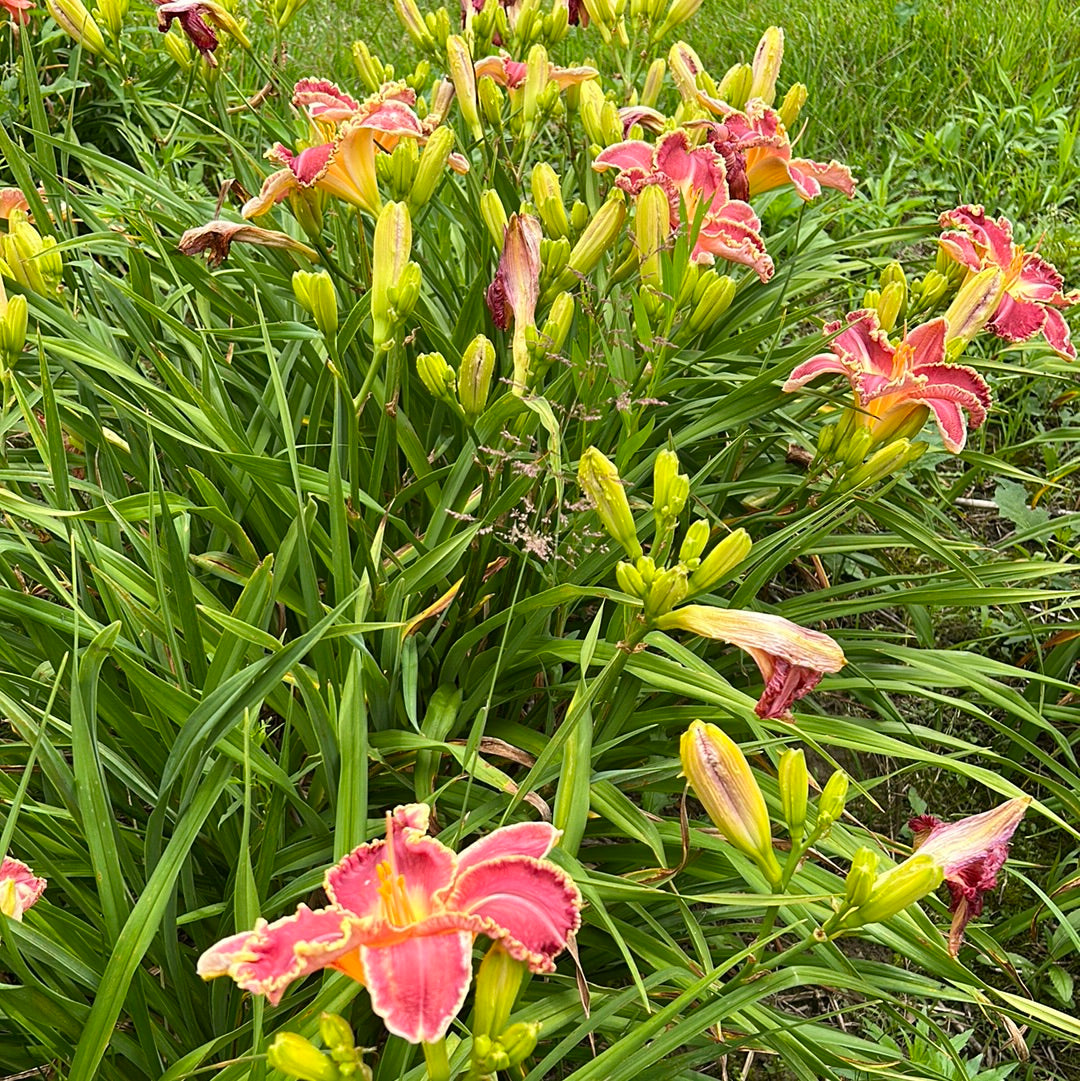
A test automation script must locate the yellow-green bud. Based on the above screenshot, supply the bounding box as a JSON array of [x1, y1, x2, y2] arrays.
[[841, 438, 926, 489], [417, 351, 457, 401], [521, 42, 550, 138], [544, 0, 568, 44], [478, 75, 503, 128], [644, 564, 688, 619], [841, 847, 878, 909], [667, 41, 702, 103], [569, 199, 590, 234], [539, 291, 574, 355], [748, 26, 783, 106], [267, 1033, 340, 1081], [531, 163, 569, 239], [641, 58, 666, 108], [389, 260, 422, 321], [875, 280, 905, 332], [717, 62, 752, 110], [653, 448, 688, 522], [0, 291, 27, 368], [653, 0, 703, 39], [918, 269, 949, 308], [635, 183, 671, 289], [93, 0, 127, 39], [410, 127, 454, 213], [675, 262, 700, 307], [541, 237, 571, 283], [943, 265, 1005, 351], [46, 0, 110, 57], [292, 270, 338, 337], [839, 425, 874, 470], [498, 1022, 541, 1067], [880, 259, 906, 292], [778, 748, 808, 840], [777, 81, 807, 130], [841, 854, 944, 927], [566, 191, 626, 280], [371, 201, 412, 350], [862, 287, 881, 311], [578, 79, 608, 146], [615, 560, 647, 597], [458, 333, 496, 420], [688, 527, 751, 593], [319, 1013, 355, 1053], [635, 554, 656, 585], [687, 273, 735, 334], [816, 769, 849, 834], [351, 40, 385, 91], [480, 188, 509, 249], [447, 35, 482, 140], [163, 27, 193, 68], [388, 138, 419, 200], [578, 446, 642, 560], [394, 0, 436, 50], [679, 518, 710, 562]]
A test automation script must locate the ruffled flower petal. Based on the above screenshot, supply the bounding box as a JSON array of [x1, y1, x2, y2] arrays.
[[454, 821, 561, 875], [0, 856, 46, 921]]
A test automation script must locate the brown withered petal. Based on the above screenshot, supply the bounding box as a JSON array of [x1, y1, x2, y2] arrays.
[[178, 220, 318, 267]]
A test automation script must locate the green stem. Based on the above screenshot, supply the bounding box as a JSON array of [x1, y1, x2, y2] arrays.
[[423, 1038, 452, 1081]]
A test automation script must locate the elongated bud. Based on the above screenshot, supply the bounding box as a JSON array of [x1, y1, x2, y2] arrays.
[[540, 291, 574, 354], [688, 273, 735, 334], [875, 280, 905, 332], [163, 28, 194, 67], [842, 438, 926, 489], [641, 58, 666, 108], [478, 75, 503, 128], [943, 266, 1005, 351], [410, 126, 456, 211], [292, 270, 338, 337], [615, 560, 646, 597], [840, 854, 944, 928], [458, 333, 496, 420], [918, 269, 949, 308], [636, 183, 671, 289], [267, 1033, 340, 1081], [644, 565, 688, 619], [0, 291, 27, 367], [3, 214, 62, 295], [94, 0, 128, 38], [480, 189, 509, 249], [566, 191, 626, 280], [816, 769, 849, 835], [777, 82, 807, 130], [841, 847, 878, 909], [447, 35, 482, 140], [681, 720, 782, 884], [653, 448, 688, 523], [871, 404, 930, 446], [47, 0, 110, 56], [679, 518, 710, 563], [748, 26, 783, 106], [531, 163, 569, 239], [635, 554, 656, 585], [653, 0, 702, 40], [578, 79, 608, 146], [667, 41, 702, 103], [838, 425, 874, 470], [417, 351, 457, 401], [319, 1013, 355, 1053], [541, 236, 571, 281], [474, 944, 528, 1038], [390, 261, 422, 320], [351, 39, 385, 91], [688, 527, 751, 593], [522, 43, 550, 137], [880, 259, 907, 293], [394, 0, 436, 50], [717, 62, 752, 109], [578, 446, 642, 560], [371, 201, 412, 350], [778, 748, 808, 840], [545, 0, 569, 43]]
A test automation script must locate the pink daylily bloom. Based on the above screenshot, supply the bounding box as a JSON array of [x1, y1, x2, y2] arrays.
[[1, 0, 33, 25], [655, 605, 846, 719], [473, 52, 598, 92], [702, 101, 855, 203], [198, 805, 580, 1044], [0, 856, 46, 921], [939, 205, 1078, 360], [593, 129, 774, 281], [487, 213, 543, 394], [784, 309, 992, 453], [909, 797, 1030, 955]]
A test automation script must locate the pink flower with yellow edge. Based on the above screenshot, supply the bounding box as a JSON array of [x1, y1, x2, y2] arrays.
[[909, 797, 1030, 955], [655, 605, 845, 719], [0, 856, 46, 921], [702, 101, 855, 204], [784, 310, 992, 453], [938, 205, 1078, 361], [473, 52, 598, 92], [198, 804, 581, 1044], [593, 129, 774, 281]]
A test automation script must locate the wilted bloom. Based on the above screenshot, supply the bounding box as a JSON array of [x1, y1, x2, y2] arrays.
[[198, 804, 580, 1043], [656, 605, 846, 719], [938, 204, 1078, 360], [178, 220, 318, 266], [0, 856, 46, 920], [703, 102, 855, 204], [909, 797, 1030, 955], [486, 213, 542, 394], [784, 310, 992, 453], [680, 720, 781, 883], [594, 129, 774, 281], [153, 0, 249, 65]]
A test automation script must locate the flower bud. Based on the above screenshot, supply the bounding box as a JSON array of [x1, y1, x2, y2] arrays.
[[841, 437, 926, 489], [875, 280, 905, 332], [163, 27, 194, 68], [667, 41, 702, 103], [815, 769, 849, 835], [943, 265, 1005, 351], [499, 1022, 541, 1067], [871, 404, 930, 446], [417, 350, 457, 401], [838, 425, 874, 470], [674, 262, 700, 308], [687, 273, 735, 334], [521, 42, 550, 137], [544, 0, 568, 44], [480, 188, 509, 249], [653, 0, 702, 39], [394, 0, 436, 50], [318, 1013, 355, 1053], [578, 79, 608, 146], [652, 448, 688, 523], [539, 290, 574, 354], [46, 0, 110, 57], [679, 518, 710, 563], [578, 446, 642, 560], [615, 560, 646, 597], [839, 854, 944, 928], [428, 77, 455, 126], [635, 554, 656, 584], [641, 58, 666, 108], [635, 183, 671, 289], [371, 201, 412, 350], [748, 26, 783, 106], [777, 82, 807, 130], [474, 944, 528, 1038], [680, 720, 782, 884], [93, 0, 127, 39], [0, 286, 27, 368], [565, 191, 626, 281], [458, 333, 496, 420], [841, 847, 878, 909], [447, 35, 482, 140], [292, 270, 338, 337], [879, 259, 906, 293], [644, 564, 688, 619], [918, 269, 949, 308], [410, 125, 455, 211], [778, 748, 808, 840], [267, 1033, 340, 1081], [389, 261, 422, 320], [688, 527, 751, 594], [2, 213, 62, 296], [531, 162, 569, 239], [478, 74, 504, 128], [717, 62, 752, 109], [541, 236, 571, 282], [351, 39, 385, 92]]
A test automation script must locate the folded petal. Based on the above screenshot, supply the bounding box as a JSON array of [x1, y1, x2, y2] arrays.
[[905, 317, 948, 367], [783, 349, 854, 391], [1040, 307, 1077, 361], [361, 931, 473, 1043], [938, 205, 1015, 269], [593, 140, 656, 176], [292, 78, 362, 122], [988, 293, 1047, 344], [454, 822, 561, 876], [785, 157, 856, 200]]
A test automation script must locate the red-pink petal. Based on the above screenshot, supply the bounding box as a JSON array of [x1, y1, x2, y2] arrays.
[[0, 856, 46, 920], [593, 140, 655, 175], [906, 317, 948, 367], [444, 856, 581, 971], [361, 931, 473, 1043], [988, 293, 1046, 343], [787, 157, 856, 201], [292, 78, 361, 122], [289, 143, 334, 185], [324, 840, 388, 917], [357, 100, 425, 139], [925, 398, 968, 453], [783, 351, 853, 391], [1013, 252, 1067, 304], [454, 822, 560, 877], [1041, 307, 1077, 361], [939, 205, 1014, 269], [938, 232, 982, 273]]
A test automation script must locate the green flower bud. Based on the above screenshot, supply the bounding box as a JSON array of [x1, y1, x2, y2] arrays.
[[371, 201, 412, 350], [480, 188, 509, 249], [636, 183, 671, 289], [267, 1033, 340, 1081], [615, 560, 647, 597], [319, 1013, 355, 1053], [569, 199, 590, 233], [919, 269, 949, 308], [653, 448, 689, 523], [394, 0, 437, 50], [292, 270, 338, 337], [410, 125, 456, 211], [688, 527, 751, 594], [447, 34, 482, 140], [717, 62, 752, 110], [840, 854, 944, 927], [644, 564, 689, 619], [679, 519, 710, 563], [458, 333, 496, 420], [539, 291, 574, 355], [478, 74, 503, 128], [578, 446, 642, 560], [875, 280, 905, 332], [635, 554, 656, 585], [531, 163, 570, 239], [564, 191, 626, 282], [841, 847, 878, 909], [46, 0, 110, 57], [351, 39, 385, 91], [474, 944, 528, 1038], [816, 769, 849, 835], [641, 58, 666, 107], [778, 748, 808, 840], [498, 1022, 541, 1067], [688, 273, 735, 334], [0, 292, 28, 367], [777, 82, 807, 130], [417, 350, 457, 401]]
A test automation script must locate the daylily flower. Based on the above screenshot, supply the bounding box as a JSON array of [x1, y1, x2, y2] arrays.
[[783, 310, 992, 453], [939, 204, 1078, 360], [178, 220, 318, 266], [1, 0, 34, 26], [593, 129, 774, 281], [0, 189, 31, 220], [486, 213, 542, 394], [154, 0, 250, 66], [198, 804, 580, 1044], [909, 797, 1030, 955], [702, 101, 855, 203], [474, 51, 598, 92], [0, 856, 46, 920], [655, 604, 846, 719]]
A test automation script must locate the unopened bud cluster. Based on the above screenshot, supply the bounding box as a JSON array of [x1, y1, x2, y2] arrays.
[[266, 1014, 372, 1081]]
